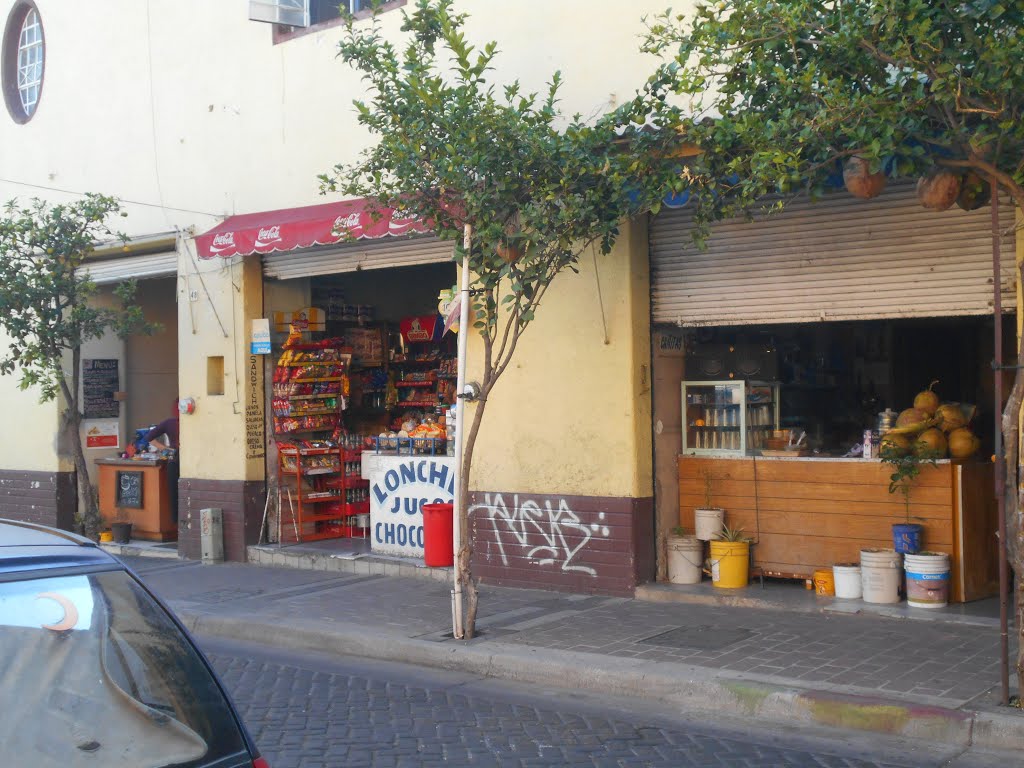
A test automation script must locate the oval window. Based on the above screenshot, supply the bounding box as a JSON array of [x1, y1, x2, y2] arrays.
[[3, 2, 44, 123]]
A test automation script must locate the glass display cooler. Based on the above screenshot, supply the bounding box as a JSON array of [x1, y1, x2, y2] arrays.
[[681, 380, 780, 455]]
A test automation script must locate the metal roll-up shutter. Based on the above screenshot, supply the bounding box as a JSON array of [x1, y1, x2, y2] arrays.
[[650, 182, 1017, 326], [263, 235, 454, 280], [78, 251, 177, 284]]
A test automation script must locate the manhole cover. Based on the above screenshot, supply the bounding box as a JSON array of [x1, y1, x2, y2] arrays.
[[639, 625, 752, 650]]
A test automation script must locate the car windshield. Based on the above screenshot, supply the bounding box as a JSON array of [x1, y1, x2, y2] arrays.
[[0, 569, 249, 767]]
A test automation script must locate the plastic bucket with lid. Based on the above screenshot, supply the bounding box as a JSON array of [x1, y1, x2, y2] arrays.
[[812, 568, 835, 596], [860, 548, 902, 604], [667, 536, 703, 584], [832, 563, 863, 599], [694, 507, 725, 541], [904, 552, 950, 609]]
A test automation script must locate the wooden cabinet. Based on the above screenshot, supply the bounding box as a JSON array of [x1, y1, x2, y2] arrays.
[[677, 455, 998, 602], [97, 458, 176, 542]]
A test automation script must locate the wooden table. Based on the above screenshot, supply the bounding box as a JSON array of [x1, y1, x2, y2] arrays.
[[96, 458, 177, 542], [678, 455, 998, 603]]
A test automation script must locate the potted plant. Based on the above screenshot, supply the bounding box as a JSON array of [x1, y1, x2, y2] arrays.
[[694, 468, 725, 541], [707, 524, 751, 588], [666, 525, 703, 585], [879, 440, 941, 554]]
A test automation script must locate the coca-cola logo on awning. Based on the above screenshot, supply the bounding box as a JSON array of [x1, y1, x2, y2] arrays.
[[256, 225, 282, 246], [209, 232, 236, 253], [333, 212, 362, 234]]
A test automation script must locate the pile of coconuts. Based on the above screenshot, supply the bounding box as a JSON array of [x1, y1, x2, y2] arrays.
[[879, 381, 981, 459]]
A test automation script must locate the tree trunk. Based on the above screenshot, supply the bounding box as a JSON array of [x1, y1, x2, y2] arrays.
[[58, 364, 100, 539], [456, 381, 489, 639], [1000, 304, 1024, 697]]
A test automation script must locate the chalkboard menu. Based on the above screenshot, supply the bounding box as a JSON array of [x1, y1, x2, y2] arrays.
[[83, 359, 119, 419], [116, 470, 144, 509]]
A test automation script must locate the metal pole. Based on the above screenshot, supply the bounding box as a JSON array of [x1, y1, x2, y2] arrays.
[[991, 179, 1010, 706], [451, 224, 472, 640]]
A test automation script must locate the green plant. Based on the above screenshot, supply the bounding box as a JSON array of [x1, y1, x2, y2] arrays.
[[670, 525, 689, 537], [715, 524, 749, 543], [879, 443, 941, 523], [323, 0, 681, 640], [0, 196, 160, 539]]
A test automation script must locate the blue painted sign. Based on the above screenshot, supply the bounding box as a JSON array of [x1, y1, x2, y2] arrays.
[[368, 456, 455, 557]]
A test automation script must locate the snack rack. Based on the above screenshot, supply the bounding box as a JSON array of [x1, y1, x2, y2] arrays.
[[271, 342, 352, 437], [277, 444, 369, 543]]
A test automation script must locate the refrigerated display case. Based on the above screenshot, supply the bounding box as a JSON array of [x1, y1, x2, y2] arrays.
[[681, 380, 780, 456]]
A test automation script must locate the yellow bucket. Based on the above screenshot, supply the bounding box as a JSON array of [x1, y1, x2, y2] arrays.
[[813, 568, 835, 596], [99, 531, 114, 543], [708, 540, 750, 589]]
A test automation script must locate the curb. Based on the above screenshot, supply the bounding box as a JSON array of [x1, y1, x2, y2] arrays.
[[175, 606, 1024, 751]]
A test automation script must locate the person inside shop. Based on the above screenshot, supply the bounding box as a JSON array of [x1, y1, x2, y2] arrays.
[[142, 399, 180, 523]]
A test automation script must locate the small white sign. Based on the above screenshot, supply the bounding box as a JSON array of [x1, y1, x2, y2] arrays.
[[85, 420, 119, 449], [251, 318, 271, 355]]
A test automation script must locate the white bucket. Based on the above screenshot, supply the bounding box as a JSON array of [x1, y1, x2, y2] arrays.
[[694, 508, 725, 541], [860, 548, 902, 604], [904, 552, 951, 609], [667, 536, 703, 584], [832, 563, 862, 599]]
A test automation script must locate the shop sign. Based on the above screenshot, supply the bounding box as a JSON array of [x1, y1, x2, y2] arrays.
[[85, 420, 119, 449], [400, 315, 439, 344], [82, 359, 120, 419], [369, 456, 455, 557], [250, 319, 271, 355], [272, 307, 325, 333], [245, 354, 265, 460]]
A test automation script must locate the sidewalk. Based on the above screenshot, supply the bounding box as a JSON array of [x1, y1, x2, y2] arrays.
[[115, 549, 1022, 753]]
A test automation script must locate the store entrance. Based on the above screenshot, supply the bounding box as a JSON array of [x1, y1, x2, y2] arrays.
[[265, 261, 458, 553]]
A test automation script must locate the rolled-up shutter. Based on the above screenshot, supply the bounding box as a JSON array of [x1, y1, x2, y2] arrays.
[[263, 235, 454, 280], [78, 251, 177, 284], [650, 182, 1017, 326]]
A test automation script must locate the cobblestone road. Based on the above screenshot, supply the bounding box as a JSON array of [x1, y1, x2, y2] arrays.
[[200, 637, 1007, 768]]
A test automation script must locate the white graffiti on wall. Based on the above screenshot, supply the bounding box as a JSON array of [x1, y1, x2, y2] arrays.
[[471, 493, 610, 576]]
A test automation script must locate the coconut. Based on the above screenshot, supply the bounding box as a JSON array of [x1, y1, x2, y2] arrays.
[[880, 433, 911, 457], [843, 156, 886, 199], [913, 380, 940, 415], [948, 427, 981, 459], [956, 172, 991, 211], [917, 170, 961, 211], [914, 428, 948, 458], [936, 403, 968, 433], [896, 407, 929, 430]]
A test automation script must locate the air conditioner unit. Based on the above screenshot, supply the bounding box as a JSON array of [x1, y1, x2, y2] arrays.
[[249, 0, 309, 27]]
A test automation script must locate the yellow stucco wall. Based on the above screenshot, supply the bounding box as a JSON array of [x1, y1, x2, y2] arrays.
[[177, 248, 265, 481], [0, 330, 63, 472], [465, 219, 652, 499]]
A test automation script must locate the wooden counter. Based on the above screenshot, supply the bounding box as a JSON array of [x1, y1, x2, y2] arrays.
[[678, 455, 998, 602], [97, 458, 176, 542]]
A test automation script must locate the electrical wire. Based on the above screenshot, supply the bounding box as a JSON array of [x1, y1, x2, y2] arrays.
[[0, 177, 223, 218]]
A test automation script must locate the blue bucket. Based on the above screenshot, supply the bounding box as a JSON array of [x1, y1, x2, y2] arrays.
[[892, 523, 923, 554]]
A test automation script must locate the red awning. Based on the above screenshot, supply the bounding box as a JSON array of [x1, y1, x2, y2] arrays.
[[194, 198, 431, 259]]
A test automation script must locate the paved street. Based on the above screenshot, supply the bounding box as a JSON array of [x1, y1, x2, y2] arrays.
[[199, 636, 1012, 768]]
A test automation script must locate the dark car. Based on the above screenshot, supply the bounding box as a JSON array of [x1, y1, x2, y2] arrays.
[[0, 518, 269, 768]]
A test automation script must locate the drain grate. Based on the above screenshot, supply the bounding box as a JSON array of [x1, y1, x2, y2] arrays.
[[639, 625, 753, 650]]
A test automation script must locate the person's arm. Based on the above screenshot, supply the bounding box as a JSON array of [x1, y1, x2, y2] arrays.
[[142, 419, 172, 451]]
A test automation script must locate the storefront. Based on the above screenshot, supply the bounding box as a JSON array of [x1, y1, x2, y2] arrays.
[[649, 182, 1016, 601], [196, 199, 459, 556]]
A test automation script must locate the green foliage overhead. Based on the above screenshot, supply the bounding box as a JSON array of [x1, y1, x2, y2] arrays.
[[0, 195, 157, 402], [321, 0, 683, 340], [638, 0, 1024, 243]]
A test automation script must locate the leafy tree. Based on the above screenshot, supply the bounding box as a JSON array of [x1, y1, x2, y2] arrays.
[[638, 0, 1024, 695], [321, 0, 683, 638], [0, 195, 159, 538]]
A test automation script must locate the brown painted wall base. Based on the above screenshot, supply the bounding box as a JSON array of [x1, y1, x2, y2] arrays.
[[177, 478, 266, 562], [0, 470, 76, 531], [469, 490, 655, 597]]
